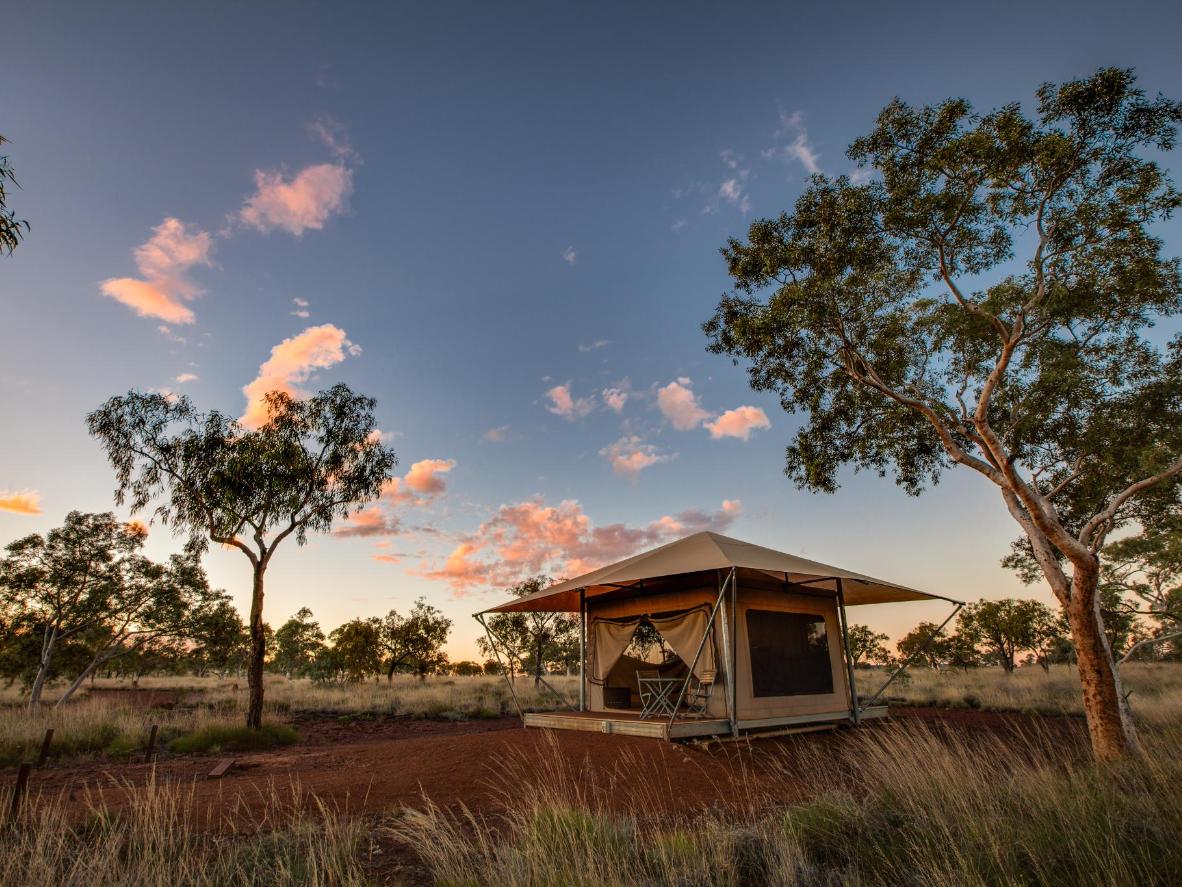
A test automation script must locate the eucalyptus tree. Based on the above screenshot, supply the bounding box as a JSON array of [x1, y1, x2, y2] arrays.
[[272, 607, 327, 678], [87, 384, 398, 728], [0, 134, 29, 255], [1102, 512, 1182, 659], [477, 576, 577, 685], [0, 511, 169, 709], [54, 550, 224, 705], [846, 624, 892, 667], [705, 68, 1182, 759], [957, 598, 1061, 673], [378, 597, 452, 682]]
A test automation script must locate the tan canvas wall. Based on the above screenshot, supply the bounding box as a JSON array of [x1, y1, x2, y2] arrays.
[[733, 586, 851, 721], [587, 585, 727, 717]]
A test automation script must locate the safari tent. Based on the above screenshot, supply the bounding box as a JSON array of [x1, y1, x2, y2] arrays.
[[476, 532, 961, 740]]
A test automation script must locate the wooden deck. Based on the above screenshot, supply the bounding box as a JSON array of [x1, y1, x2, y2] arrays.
[[524, 705, 890, 741], [524, 710, 731, 740]]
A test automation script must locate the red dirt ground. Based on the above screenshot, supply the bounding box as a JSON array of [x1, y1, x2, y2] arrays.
[[9, 706, 1090, 823]]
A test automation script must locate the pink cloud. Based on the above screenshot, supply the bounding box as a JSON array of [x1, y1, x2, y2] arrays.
[[545, 384, 594, 420], [239, 163, 353, 236], [657, 378, 710, 430], [240, 324, 361, 428], [705, 405, 771, 440], [417, 498, 741, 592], [483, 425, 511, 443], [599, 435, 673, 480], [333, 505, 401, 538], [602, 387, 628, 413], [0, 490, 41, 515], [100, 218, 213, 324], [384, 458, 456, 504]]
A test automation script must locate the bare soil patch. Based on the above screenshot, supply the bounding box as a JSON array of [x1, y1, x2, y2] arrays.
[[7, 707, 1089, 824]]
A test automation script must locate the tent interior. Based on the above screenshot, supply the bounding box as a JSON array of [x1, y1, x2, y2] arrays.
[[476, 532, 960, 738]]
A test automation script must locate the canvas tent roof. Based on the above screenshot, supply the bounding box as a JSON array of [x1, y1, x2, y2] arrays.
[[480, 531, 960, 613]]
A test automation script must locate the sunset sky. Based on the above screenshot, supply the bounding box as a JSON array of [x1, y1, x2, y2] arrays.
[[4, 2, 1182, 660]]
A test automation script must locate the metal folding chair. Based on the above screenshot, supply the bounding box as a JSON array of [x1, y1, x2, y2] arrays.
[[683, 669, 715, 717]]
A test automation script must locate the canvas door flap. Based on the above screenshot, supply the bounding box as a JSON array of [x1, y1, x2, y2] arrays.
[[591, 619, 638, 682], [650, 609, 715, 680]]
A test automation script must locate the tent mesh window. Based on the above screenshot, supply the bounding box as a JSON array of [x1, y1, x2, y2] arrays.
[[746, 610, 833, 697]]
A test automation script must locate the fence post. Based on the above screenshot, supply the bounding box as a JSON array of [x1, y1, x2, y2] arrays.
[[144, 724, 159, 763], [10, 762, 31, 820], [35, 728, 54, 768]]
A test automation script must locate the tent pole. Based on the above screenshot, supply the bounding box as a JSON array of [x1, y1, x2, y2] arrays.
[[717, 570, 735, 736], [483, 613, 573, 709], [578, 589, 586, 712], [668, 567, 734, 728], [836, 578, 860, 725], [729, 567, 738, 737], [476, 613, 524, 721], [861, 602, 964, 709]]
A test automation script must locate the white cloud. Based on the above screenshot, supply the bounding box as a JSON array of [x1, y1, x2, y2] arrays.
[[545, 384, 595, 420], [307, 116, 359, 163], [671, 218, 687, 233], [770, 109, 820, 175], [417, 498, 741, 591], [562, 245, 577, 265], [100, 218, 214, 324], [599, 435, 673, 480], [0, 489, 41, 515], [384, 458, 456, 505], [239, 163, 353, 236], [240, 324, 361, 427], [578, 339, 610, 352], [174, 372, 199, 384], [291, 296, 311, 318], [602, 387, 629, 413], [705, 405, 771, 440], [656, 377, 710, 430]]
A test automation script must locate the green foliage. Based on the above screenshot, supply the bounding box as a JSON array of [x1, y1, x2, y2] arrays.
[[187, 599, 249, 676], [87, 383, 398, 727], [1102, 512, 1182, 659], [707, 68, 1182, 523], [477, 576, 578, 681], [324, 618, 383, 683], [0, 512, 223, 707], [379, 597, 452, 680], [0, 134, 29, 255], [705, 67, 1182, 755], [272, 607, 326, 678], [167, 721, 298, 754], [958, 598, 1063, 671], [845, 624, 892, 666]]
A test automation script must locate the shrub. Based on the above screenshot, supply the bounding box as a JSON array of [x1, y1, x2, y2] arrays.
[[168, 722, 298, 754]]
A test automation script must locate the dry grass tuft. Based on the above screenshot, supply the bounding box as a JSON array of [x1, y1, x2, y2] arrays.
[[391, 721, 1182, 886], [0, 777, 374, 885], [864, 661, 1182, 727]]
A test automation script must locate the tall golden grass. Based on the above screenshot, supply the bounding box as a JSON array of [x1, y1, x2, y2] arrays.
[[0, 674, 577, 765], [0, 777, 373, 885], [392, 722, 1182, 886], [863, 661, 1182, 727]]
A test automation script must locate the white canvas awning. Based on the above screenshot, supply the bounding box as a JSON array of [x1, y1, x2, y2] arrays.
[[479, 531, 960, 613]]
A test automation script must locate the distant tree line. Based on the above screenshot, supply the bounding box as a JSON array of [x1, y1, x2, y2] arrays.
[[850, 520, 1182, 672], [0, 511, 482, 699]]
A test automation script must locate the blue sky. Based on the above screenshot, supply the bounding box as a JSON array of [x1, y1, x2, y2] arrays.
[[3, 1, 1181, 658]]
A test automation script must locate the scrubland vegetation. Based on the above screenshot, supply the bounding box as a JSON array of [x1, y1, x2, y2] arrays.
[[0, 675, 577, 766], [394, 720, 1182, 887], [877, 661, 1182, 728]]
